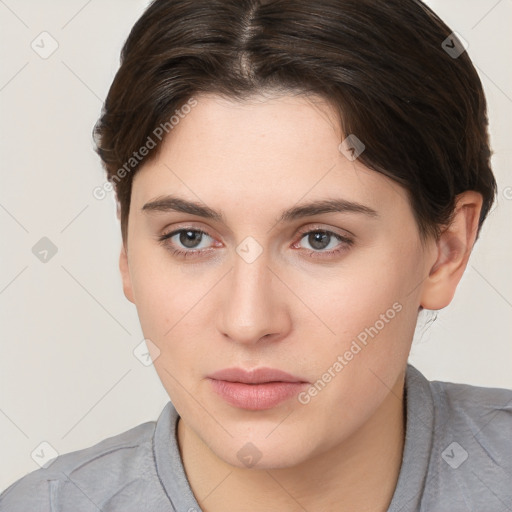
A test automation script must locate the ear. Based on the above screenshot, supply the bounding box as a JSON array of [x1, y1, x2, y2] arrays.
[[119, 243, 135, 304], [420, 191, 483, 310]]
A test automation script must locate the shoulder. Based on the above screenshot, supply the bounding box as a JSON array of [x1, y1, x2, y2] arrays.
[[429, 374, 512, 453], [412, 366, 512, 510], [406, 363, 512, 445], [0, 419, 161, 511]]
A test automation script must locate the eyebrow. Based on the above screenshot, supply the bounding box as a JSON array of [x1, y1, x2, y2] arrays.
[[142, 195, 378, 223]]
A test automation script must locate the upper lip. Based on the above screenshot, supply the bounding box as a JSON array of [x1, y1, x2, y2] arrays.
[[208, 367, 308, 384]]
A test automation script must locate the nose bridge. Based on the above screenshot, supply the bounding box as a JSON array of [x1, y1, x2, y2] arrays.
[[218, 244, 287, 344], [233, 250, 269, 302]]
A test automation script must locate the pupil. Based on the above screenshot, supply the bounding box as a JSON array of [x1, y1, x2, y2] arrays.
[[309, 232, 329, 250], [180, 230, 202, 248]]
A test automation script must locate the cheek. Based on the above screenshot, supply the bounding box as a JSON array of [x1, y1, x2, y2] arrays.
[[297, 242, 424, 375], [129, 255, 208, 402], [294, 257, 420, 441], [307, 248, 421, 333], [128, 242, 203, 330], [130, 265, 173, 339], [128, 246, 221, 373]]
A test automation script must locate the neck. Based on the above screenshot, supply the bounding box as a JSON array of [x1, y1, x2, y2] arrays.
[[178, 371, 406, 512]]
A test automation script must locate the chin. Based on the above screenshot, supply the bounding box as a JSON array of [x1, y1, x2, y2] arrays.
[[207, 430, 318, 471]]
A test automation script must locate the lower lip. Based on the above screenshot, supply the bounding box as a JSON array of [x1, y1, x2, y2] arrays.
[[208, 379, 307, 410]]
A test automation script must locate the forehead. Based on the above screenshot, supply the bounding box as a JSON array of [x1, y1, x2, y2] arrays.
[[131, 93, 409, 224]]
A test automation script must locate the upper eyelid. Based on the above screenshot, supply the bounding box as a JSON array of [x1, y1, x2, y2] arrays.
[[296, 225, 353, 238], [161, 225, 350, 237]]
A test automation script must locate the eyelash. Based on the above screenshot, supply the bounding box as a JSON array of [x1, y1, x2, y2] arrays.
[[158, 226, 354, 260]]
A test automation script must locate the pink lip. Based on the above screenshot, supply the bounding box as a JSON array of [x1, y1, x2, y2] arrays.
[[207, 367, 309, 411]]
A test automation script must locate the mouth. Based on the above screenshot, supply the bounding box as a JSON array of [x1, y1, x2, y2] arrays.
[[207, 367, 309, 411]]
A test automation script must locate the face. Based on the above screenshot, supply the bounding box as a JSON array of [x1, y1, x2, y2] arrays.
[[121, 92, 437, 469]]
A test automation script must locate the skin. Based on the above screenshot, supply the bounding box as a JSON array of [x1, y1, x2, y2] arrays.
[[119, 92, 482, 511]]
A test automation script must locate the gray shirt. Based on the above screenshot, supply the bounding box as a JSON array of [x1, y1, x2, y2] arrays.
[[1, 364, 511, 511]]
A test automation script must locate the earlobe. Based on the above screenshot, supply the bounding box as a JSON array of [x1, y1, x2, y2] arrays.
[[119, 243, 135, 304], [420, 191, 483, 311]]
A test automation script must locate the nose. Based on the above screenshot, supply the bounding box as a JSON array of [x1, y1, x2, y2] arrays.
[[217, 251, 292, 346]]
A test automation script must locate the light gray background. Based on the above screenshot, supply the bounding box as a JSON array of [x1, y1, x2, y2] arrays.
[[1, 0, 511, 492]]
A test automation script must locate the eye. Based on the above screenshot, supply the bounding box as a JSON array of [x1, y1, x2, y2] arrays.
[[158, 228, 217, 258], [293, 228, 353, 258], [158, 226, 353, 260]]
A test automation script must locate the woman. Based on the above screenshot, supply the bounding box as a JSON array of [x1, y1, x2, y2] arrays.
[[2, 0, 510, 510]]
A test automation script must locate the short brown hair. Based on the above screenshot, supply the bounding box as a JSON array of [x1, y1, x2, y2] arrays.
[[94, 0, 496, 245]]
